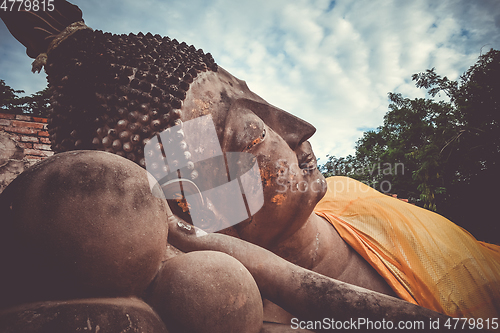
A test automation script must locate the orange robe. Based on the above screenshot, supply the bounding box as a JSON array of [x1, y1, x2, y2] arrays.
[[314, 176, 500, 318]]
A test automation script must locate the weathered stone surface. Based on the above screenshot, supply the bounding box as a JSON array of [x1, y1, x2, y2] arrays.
[[0, 132, 28, 194], [260, 322, 314, 332], [0, 132, 24, 165], [0, 159, 26, 192], [146, 251, 263, 333], [0, 298, 169, 333], [0, 150, 170, 308]]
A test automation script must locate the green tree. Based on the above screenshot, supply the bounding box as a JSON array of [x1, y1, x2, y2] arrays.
[[413, 50, 500, 184], [352, 129, 387, 189], [414, 50, 500, 242], [385, 93, 455, 210], [320, 49, 499, 243], [0, 79, 50, 116], [17, 88, 51, 117], [319, 154, 356, 178], [0, 79, 25, 113], [346, 94, 454, 206]]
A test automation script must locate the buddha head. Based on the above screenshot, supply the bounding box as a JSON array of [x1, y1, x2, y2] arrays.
[[1, 1, 327, 250]]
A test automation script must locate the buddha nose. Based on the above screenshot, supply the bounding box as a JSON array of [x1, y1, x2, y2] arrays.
[[241, 99, 316, 151], [264, 105, 316, 151], [278, 113, 316, 151]]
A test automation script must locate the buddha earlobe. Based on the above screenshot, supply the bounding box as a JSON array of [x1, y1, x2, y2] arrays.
[[0, 0, 85, 60]]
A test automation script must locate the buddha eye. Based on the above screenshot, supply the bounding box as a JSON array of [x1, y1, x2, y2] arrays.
[[244, 128, 266, 151]]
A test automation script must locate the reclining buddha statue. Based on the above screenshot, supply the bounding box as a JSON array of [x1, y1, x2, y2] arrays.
[[1, 1, 498, 332]]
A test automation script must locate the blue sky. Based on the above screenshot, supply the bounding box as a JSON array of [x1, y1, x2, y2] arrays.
[[1, 0, 499, 162]]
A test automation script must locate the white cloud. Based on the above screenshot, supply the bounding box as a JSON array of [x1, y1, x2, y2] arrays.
[[1, 0, 499, 163], [0, 37, 48, 95]]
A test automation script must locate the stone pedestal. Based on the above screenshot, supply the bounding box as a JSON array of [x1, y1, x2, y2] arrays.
[[0, 298, 169, 333]]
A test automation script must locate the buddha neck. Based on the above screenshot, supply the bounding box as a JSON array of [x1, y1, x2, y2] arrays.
[[268, 212, 347, 275]]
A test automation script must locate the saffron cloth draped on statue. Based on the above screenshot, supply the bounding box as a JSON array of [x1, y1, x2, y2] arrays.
[[314, 176, 500, 319]]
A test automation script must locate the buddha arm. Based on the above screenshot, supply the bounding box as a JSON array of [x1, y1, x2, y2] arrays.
[[167, 220, 451, 326]]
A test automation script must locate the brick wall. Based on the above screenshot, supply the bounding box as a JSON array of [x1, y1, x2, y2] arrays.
[[0, 112, 53, 162], [0, 112, 53, 193]]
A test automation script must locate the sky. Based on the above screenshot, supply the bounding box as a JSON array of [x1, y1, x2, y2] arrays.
[[1, 0, 499, 163]]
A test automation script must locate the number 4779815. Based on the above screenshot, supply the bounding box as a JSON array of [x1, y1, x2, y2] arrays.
[[1, 0, 55, 12], [444, 318, 498, 330]]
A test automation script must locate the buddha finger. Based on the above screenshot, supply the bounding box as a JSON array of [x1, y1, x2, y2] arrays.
[[167, 217, 208, 251]]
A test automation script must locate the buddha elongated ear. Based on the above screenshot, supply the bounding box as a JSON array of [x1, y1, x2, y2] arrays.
[[0, 0, 84, 60]]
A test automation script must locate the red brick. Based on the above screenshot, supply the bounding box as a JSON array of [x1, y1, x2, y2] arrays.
[[401, 199, 409, 203], [15, 115, 32, 121], [24, 149, 54, 157], [20, 135, 39, 143], [18, 142, 33, 149], [33, 117, 48, 123], [12, 120, 45, 129], [0, 113, 16, 120], [0, 119, 12, 126], [38, 130, 50, 137], [40, 137, 51, 144], [25, 155, 44, 161], [4, 126, 38, 135], [34, 143, 52, 151], [24, 148, 44, 156]]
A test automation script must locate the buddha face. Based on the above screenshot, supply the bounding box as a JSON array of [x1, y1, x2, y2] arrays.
[[176, 68, 327, 249]]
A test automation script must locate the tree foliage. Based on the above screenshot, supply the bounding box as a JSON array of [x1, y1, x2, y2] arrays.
[[0, 79, 25, 113], [320, 49, 500, 243], [0, 79, 50, 117]]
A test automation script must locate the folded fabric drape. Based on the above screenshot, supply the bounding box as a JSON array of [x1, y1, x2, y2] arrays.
[[314, 176, 500, 319]]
